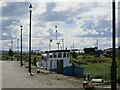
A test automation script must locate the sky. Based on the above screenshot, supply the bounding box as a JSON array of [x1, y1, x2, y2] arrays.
[[0, 0, 120, 51]]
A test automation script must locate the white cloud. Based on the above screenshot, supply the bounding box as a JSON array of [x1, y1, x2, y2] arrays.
[[101, 32, 104, 35], [0, 2, 7, 8], [24, 0, 113, 2], [1, 2, 113, 51], [88, 29, 98, 35], [32, 2, 47, 16], [3, 33, 7, 36], [71, 28, 88, 37], [52, 3, 80, 12]]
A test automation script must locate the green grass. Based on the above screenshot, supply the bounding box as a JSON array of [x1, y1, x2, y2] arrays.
[[82, 63, 111, 80], [71, 55, 111, 65], [71, 54, 117, 81], [117, 64, 120, 83]]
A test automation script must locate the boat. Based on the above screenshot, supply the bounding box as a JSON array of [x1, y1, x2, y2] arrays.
[[38, 49, 84, 76]]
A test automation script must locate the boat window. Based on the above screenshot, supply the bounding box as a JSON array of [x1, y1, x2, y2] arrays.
[[53, 53, 57, 58], [63, 52, 66, 58], [50, 55, 52, 58], [67, 52, 69, 57], [58, 52, 62, 58], [50, 53, 52, 58]]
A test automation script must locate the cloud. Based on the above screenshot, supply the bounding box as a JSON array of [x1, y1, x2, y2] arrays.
[[1, 2, 113, 51], [2, 2, 29, 18], [2, 18, 20, 40], [37, 2, 84, 24], [52, 3, 80, 12], [73, 17, 112, 37], [2, 2, 30, 41], [47, 28, 64, 38]]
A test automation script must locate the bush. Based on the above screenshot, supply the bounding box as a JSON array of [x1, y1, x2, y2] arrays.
[[76, 55, 111, 64], [117, 64, 120, 84], [22, 54, 29, 62]]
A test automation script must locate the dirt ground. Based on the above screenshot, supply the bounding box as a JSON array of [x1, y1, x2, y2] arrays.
[[2, 61, 84, 88], [0, 61, 2, 89], [2, 61, 120, 90]]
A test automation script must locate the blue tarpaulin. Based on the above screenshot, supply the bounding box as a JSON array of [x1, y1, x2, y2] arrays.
[[52, 64, 84, 77]]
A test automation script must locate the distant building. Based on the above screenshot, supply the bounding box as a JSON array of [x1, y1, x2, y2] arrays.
[[83, 47, 96, 55], [32, 50, 41, 54], [70, 49, 84, 55], [95, 50, 104, 55], [103, 48, 119, 55]]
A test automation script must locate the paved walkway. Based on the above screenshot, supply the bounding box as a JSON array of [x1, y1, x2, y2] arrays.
[[2, 61, 83, 88]]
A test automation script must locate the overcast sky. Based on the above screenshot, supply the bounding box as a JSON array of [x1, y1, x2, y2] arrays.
[[0, 0, 120, 51]]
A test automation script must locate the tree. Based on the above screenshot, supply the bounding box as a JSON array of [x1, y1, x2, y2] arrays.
[[72, 50, 77, 59], [8, 49, 13, 56]]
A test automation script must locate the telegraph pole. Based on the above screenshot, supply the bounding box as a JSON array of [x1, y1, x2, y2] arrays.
[[11, 39, 13, 51], [94, 40, 99, 50], [17, 39, 19, 54], [73, 43, 74, 50], [17, 38, 19, 61], [20, 25, 23, 66], [11, 39, 13, 61], [111, 0, 117, 90], [96, 40, 98, 50]]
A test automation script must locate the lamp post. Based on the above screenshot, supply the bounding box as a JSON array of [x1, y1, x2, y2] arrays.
[[20, 25, 23, 66], [111, 0, 117, 90], [29, 4, 32, 74]]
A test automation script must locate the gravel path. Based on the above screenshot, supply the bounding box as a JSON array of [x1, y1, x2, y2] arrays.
[[2, 61, 83, 88]]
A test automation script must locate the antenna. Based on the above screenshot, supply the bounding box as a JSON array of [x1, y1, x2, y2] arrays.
[[55, 26, 57, 40], [97, 40, 98, 50], [73, 43, 74, 50], [49, 39, 52, 50], [62, 39, 64, 50]]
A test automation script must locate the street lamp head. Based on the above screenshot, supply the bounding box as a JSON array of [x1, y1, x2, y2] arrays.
[[29, 4, 32, 11], [20, 25, 22, 28], [55, 26, 57, 28]]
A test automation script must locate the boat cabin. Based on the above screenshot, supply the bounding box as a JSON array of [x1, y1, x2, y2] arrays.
[[41, 50, 70, 72]]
